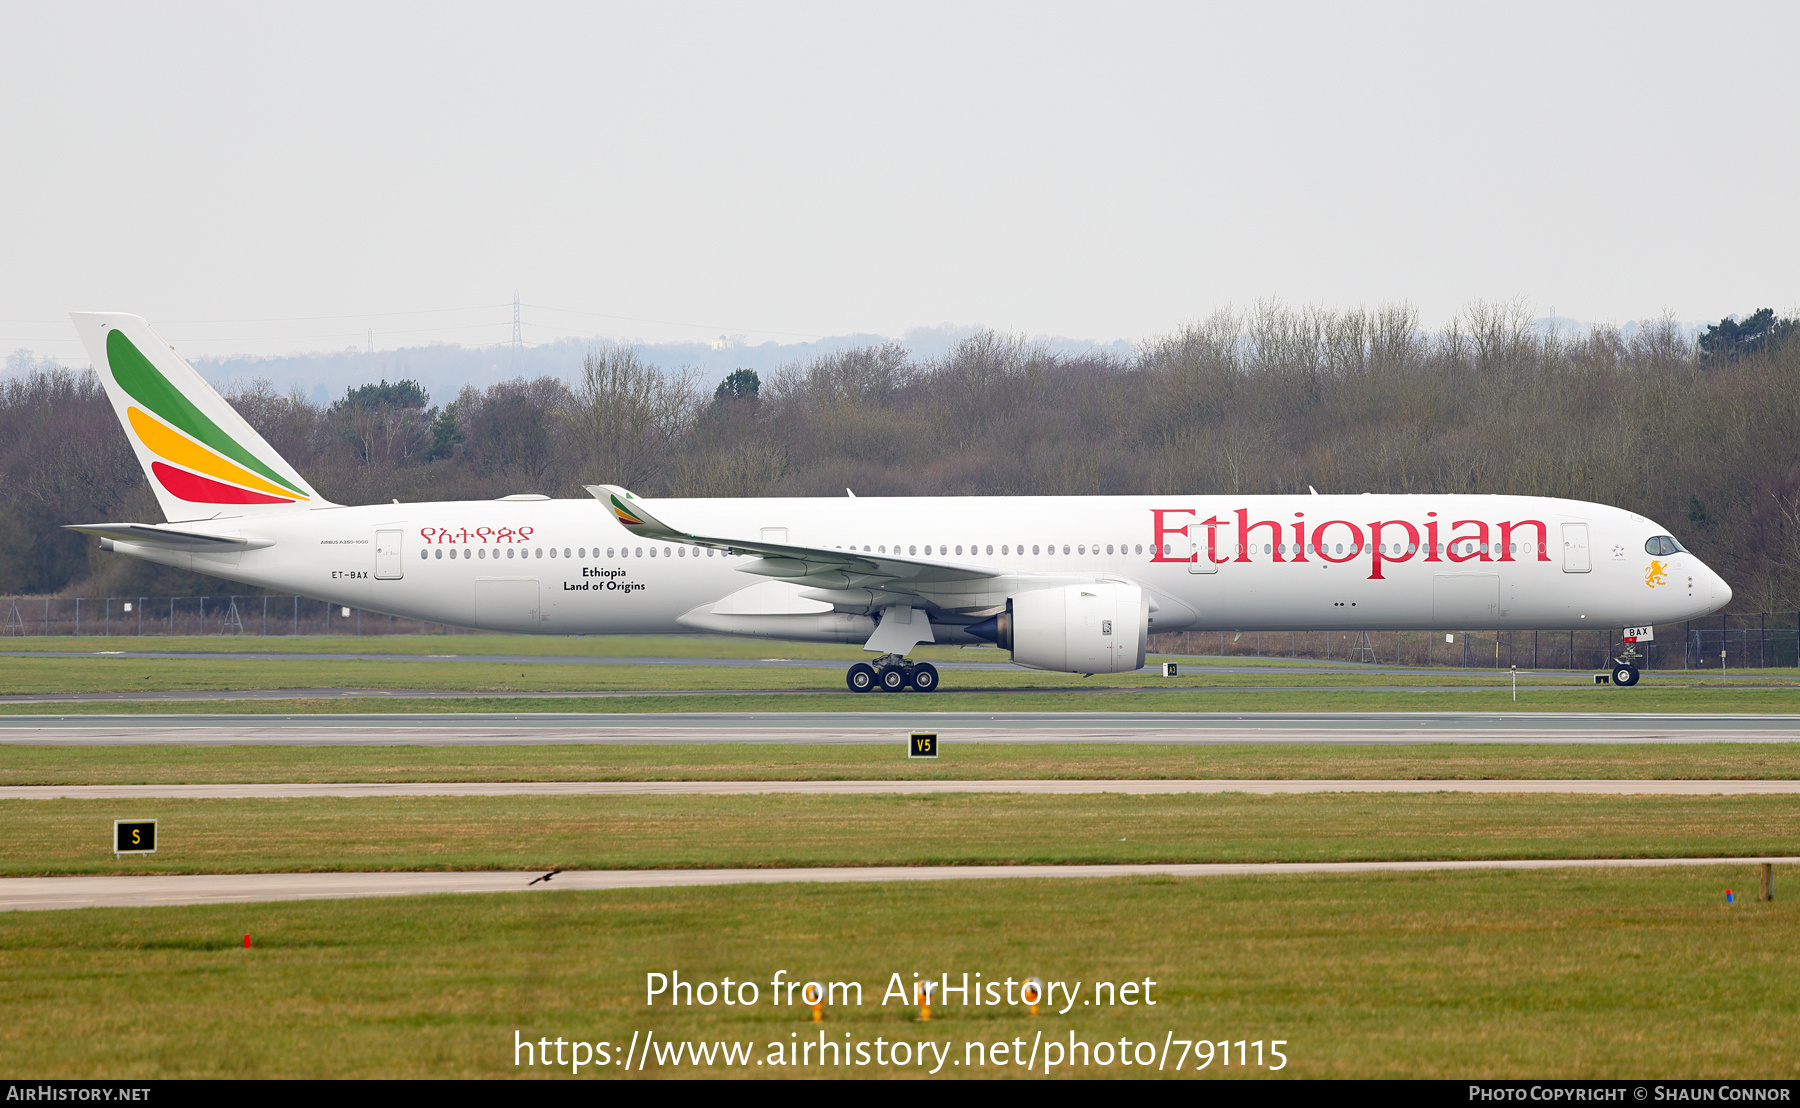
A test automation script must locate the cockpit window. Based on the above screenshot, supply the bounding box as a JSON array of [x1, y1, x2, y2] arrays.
[[1645, 535, 1685, 556]]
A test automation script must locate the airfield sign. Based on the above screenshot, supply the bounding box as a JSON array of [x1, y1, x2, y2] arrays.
[[114, 819, 157, 856]]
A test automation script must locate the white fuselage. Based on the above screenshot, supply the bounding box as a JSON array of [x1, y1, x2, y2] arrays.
[[108, 493, 1731, 640]]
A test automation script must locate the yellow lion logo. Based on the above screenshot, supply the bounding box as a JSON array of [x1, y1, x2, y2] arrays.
[[1645, 560, 1668, 587]]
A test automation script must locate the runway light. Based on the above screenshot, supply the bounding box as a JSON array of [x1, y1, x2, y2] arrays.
[[243, 933, 251, 948], [1022, 977, 1044, 1017], [914, 979, 936, 1021], [802, 982, 824, 1022]]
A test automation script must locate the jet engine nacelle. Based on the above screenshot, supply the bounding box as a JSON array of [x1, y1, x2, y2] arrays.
[[966, 583, 1148, 674]]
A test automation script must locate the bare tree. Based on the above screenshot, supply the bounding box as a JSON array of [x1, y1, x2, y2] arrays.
[[559, 346, 699, 491], [766, 343, 911, 410], [1462, 297, 1534, 370], [459, 378, 570, 482]]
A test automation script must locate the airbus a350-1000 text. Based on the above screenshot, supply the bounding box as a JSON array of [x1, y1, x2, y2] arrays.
[[65, 313, 1730, 692]]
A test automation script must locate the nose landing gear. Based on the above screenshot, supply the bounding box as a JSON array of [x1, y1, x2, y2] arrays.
[[1610, 636, 1644, 687], [845, 656, 939, 693]]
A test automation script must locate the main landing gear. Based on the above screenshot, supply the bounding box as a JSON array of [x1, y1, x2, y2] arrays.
[[846, 656, 939, 693]]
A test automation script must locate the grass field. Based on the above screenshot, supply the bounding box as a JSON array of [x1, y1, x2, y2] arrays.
[[1, 654, 1724, 695], [3, 635, 1794, 1078], [8, 742, 1800, 785], [4, 793, 1798, 876], [1, 868, 1794, 1078], [2, 633, 1791, 714]]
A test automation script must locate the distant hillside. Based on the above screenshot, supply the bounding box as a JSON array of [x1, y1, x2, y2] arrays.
[[191, 326, 1139, 408]]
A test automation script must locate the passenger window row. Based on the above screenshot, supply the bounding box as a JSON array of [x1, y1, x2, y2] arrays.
[[423, 544, 715, 561], [416, 535, 1556, 565], [841, 543, 1151, 557]]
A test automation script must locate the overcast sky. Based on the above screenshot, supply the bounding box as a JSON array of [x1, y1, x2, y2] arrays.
[[3, 1, 1795, 363]]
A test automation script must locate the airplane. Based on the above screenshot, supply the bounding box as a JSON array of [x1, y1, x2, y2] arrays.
[[64, 312, 1731, 691]]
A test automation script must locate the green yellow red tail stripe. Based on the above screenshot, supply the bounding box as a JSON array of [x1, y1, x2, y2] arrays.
[[106, 328, 307, 501], [126, 407, 304, 502]]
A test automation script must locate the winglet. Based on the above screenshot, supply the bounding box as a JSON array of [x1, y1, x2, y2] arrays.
[[585, 485, 688, 541]]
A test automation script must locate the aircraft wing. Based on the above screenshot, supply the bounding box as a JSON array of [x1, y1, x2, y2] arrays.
[[587, 484, 1002, 592]]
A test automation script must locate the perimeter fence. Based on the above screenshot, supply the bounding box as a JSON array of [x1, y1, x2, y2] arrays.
[[0, 595, 469, 639], [2, 594, 1795, 670], [1148, 616, 1800, 670]]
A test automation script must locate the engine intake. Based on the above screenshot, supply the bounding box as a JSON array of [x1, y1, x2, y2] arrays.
[[966, 583, 1147, 674]]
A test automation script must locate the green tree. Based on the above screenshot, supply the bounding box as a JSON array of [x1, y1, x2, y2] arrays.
[[327, 379, 433, 467], [425, 401, 463, 461], [329, 379, 429, 413], [1699, 309, 1796, 363], [714, 368, 760, 402]]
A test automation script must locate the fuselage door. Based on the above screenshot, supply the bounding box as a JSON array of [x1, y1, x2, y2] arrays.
[[375, 529, 404, 580], [1561, 523, 1591, 573], [1187, 522, 1218, 574]]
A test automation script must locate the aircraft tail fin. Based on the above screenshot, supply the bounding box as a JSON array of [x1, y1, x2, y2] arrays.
[[69, 313, 328, 521]]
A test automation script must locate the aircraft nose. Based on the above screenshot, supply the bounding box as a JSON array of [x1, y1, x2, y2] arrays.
[[1711, 567, 1732, 610]]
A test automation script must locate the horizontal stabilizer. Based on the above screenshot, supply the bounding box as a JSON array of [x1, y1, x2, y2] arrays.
[[63, 523, 272, 550]]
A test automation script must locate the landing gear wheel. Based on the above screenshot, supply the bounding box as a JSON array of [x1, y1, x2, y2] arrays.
[[877, 665, 909, 692], [909, 663, 939, 692], [846, 663, 877, 693], [1613, 664, 1640, 687]]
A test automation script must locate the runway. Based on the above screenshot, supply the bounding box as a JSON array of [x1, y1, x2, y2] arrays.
[[6, 856, 1794, 911], [2, 711, 1797, 745], [10, 778, 1800, 799]]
